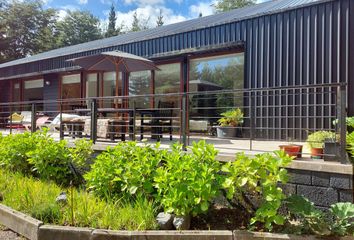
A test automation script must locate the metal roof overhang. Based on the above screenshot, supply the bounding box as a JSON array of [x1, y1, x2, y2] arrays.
[[0, 41, 244, 81]]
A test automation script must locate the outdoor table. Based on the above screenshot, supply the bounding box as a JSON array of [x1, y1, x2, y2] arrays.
[[75, 108, 136, 140]]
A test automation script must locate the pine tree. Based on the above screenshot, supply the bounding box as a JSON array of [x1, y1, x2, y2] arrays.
[[131, 11, 140, 32], [156, 9, 164, 27], [214, 0, 256, 12], [105, 3, 118, 37]]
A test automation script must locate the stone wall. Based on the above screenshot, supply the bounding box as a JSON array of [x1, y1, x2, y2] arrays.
[[282, 169, 353, 208]]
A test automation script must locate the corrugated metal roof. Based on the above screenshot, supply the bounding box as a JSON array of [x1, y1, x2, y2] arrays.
[[0, 0, 329, 69]]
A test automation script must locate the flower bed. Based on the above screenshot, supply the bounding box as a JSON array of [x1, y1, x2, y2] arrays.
[[0, 131, 353, 237]]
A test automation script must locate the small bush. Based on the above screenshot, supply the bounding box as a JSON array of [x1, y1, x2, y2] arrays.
[[0, 131, 42, 174], [85, 141, 166, 199], [221, 150, 293, 230], [154, 141, 220, 216]]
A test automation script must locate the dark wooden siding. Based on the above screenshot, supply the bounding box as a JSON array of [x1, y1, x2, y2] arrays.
[[43, 73, 59, 115]]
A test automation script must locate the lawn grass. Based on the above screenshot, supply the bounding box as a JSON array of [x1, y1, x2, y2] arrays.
[[0, 170, 158, 230]]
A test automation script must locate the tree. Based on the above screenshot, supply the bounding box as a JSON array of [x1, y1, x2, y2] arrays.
[[131, 11, 140, 32], [0, 0, 59, 63], [131, 11, 150, 32], [214, 0, 256, 12], [105, 3, 119, 37], [156, 9, 164, 27], [57, 10, 102, 47]]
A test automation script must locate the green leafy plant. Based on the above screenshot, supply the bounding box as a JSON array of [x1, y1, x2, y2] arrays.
[[0, 131, 42, 174], [285, 195, 354, 236], [69, 139, 94, 169], [306, 131, 336, 149], [0, 169, 157, 230], [154, 141, 220, 217], [217, 108, 244, 127], [85, 142, 166, 199], [27, 135, 73, 185], [221, 150, 293, 230]]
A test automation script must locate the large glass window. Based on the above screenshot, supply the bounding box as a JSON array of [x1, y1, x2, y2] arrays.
[[24, 79, 44, 111], [102, 71, 122, 108], [61, 74, 81, 99], [86, 73, 98, 98], [24, 79, 43, 101], [189, 53, 244, 120], [155, 63, 181, 110], [129, 70, 151, 108]]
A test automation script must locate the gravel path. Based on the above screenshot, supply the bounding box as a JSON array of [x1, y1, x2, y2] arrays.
[[0, 225, 27, 240]]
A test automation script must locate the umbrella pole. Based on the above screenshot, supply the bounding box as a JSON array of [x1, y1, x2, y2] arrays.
[[115, 64, 119, 109]]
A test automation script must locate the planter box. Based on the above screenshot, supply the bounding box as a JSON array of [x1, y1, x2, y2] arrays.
[[1, 204, 353, 240], [216, 127, 237, 138]]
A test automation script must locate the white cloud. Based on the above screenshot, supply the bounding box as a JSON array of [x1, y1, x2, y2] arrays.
[[100, 0, 116, 5], [57, 9, 68, 20], [57, 5, 79, 20], [77, 0, 88, 4], [189, 1, 215, 18], [173, 0, 183, 4], [123, 0, 164, 7]]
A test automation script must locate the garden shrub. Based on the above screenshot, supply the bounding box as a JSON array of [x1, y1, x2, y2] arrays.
[[221, 150, 293, 230], [84, 141, 166, 199], [0, 131, 43, 174], [286, 195, 354, 236], [154, 141, 221, 216], [26, 133, 93, 186]]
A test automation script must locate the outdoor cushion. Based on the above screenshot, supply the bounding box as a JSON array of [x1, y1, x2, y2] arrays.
[[21, 111, 32, 124], [8, 113, 24, 124], [51, 113, 80, 125], [189, 120, 208, 131]]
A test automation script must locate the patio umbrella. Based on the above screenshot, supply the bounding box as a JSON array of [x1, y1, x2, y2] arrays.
[[67, 51, 159, 107]]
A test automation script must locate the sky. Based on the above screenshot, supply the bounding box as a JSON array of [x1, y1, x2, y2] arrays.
[[42, 0, 269, 31]]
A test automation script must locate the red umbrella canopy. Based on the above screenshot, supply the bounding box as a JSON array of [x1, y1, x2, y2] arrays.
[[67, 51, 159, 72]]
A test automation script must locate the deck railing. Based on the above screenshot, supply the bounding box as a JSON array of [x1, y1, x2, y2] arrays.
[[0, 83, 348, 162]]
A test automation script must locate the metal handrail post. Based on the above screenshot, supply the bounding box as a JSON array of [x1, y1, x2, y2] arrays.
[[90, 99, 98, 143], [31, 103, 36, 133], [249, 92, 254, 151], [181, 93, 187, 151], [337, 84, 348, 164], [59, 102, 64, 140]]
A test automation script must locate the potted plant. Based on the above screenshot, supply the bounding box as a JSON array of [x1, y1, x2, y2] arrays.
[[216, 108, 243, 138], [279, 141, 303, 159], [306, 131, 335, 159]]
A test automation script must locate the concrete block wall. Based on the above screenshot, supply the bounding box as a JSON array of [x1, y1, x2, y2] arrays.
[[283, 169, 353, 208]]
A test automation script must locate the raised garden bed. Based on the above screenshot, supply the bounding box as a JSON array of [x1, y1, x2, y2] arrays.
[[0, 131, 353, 239]]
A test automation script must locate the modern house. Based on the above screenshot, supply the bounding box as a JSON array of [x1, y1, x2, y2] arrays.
[[0, 0, 353, 207], [0, 0, 353, 141]]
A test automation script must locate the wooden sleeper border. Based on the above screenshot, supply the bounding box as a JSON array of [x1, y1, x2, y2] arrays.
[[1, 204, 353, 240]]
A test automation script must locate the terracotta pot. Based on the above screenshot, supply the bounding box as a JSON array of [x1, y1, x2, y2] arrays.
[[279, 145, 303, 159], [311, 147, 323, 159]]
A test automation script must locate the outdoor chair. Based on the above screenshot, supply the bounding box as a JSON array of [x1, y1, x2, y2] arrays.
[[24, 116, 51, 131], [140, 101, 174, 141]]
